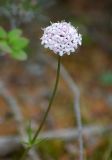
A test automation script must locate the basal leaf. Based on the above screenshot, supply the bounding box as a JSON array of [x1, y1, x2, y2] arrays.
[[26, 121, 33, 143]]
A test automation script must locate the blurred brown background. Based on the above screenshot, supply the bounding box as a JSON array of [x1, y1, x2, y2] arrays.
[[0, 0, 112, 159]]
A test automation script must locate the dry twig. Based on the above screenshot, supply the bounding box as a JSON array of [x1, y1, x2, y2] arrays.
[[0, 125, 111, 156]]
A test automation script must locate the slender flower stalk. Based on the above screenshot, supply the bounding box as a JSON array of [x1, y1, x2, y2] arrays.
[[32, 56, 61, 143], [20, 56, 61, 160]]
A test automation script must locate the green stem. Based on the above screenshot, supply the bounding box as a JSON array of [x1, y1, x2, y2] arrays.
[[20, 147, 30, 160], [32, 55, 61, 143], [20, 55, 61, 160]]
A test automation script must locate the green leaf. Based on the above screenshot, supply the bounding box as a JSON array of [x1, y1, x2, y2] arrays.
[[9, 37, 29, 50], [0, 41, 12, 53], [8, 29, 22, 39], [11, 50, 27, 60], [26, 121, 33, 143], [0, 27, 7, 39]]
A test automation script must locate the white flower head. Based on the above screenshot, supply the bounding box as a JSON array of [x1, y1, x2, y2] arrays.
[[41, 21, 82, 56]]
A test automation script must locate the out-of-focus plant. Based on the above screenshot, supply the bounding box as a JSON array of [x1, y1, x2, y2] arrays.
[[0, 0, 52, 27], [99, 71, 112, 86], [0, 27, 29, 60]]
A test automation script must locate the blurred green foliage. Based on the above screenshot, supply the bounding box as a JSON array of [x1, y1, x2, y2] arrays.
[[38, 140, 64, 160], [99, 71, 112, 86], [0, 27, 29, 60]]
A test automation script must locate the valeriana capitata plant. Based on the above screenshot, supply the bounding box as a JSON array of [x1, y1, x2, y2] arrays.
[[20, 21, 82, 160]]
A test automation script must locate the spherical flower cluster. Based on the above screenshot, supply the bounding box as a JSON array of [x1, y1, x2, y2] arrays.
[[41, 21, 82, 56]]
